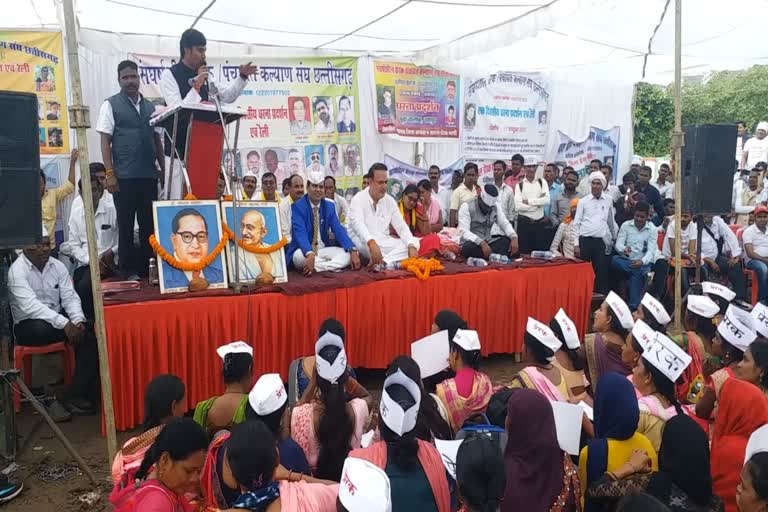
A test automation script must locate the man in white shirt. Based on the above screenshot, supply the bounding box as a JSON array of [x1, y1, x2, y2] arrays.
[[600, 164, 622, 204], [278, 175, 305, 244], [651, 206, 697, 300], [492, 160, 516, 225], [699, 214, 745, 301], [458, 184, 518, 260], [60, 167, 119, 320], [514, 158, 551, 254], [743, 205, 768, 304], [572, 171, 618, 294], [158, 28, 257, 199], [324, 176, 349, 226], [8, 225, 100, 414], [348, 163, 419, 266], [450, 163, 481, 227], [736, 121, 750, 167], [654, 163, 675, 200], [742, 121, 768, 170], [428, 165, 453, 227]]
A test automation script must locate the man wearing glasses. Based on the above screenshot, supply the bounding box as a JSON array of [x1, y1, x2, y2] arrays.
[[164, 208, 224, 289]]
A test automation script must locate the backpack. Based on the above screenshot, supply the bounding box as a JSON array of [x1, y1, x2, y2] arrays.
[[455, 413, 507, 457]]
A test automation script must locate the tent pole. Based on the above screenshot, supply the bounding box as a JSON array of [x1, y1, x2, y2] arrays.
[[672, 0, 684, 330], [61, 0, 118, 462]]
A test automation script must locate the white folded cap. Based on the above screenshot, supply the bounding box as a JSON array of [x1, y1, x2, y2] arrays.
[[589, 171, 606, 188], [702, 281, 736, 303], [745, 424, 768, 464], [248, 373, 287, 416], [524, 156, 537, 166], [526, 317, 562, 358], [554, 308, 580, 350], [752, 303, 768, 338], [631, 319, 657, 352], [480, 184, 498, 207], [307, 169, 325, 185], [452, 329, 481, 352], [643, 331, 692, 383], [339, 457, 392, 512], [718, 305, 757, 352], [41, 223, 48, 238], [242, 169, 257, 179], [687, 295, 719, 319], [605, 291, 634, 329], [640, 293, 671, 326], [631, 156, 643, 165], [379, 369, 421, 436], [216, 341, 253, 360], [758, 121, 768, 133], [315, 332, 348, 384]]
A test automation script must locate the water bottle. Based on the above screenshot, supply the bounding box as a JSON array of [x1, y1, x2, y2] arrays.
[[386, 261, 402, 270], [466, 257, 488, 267], [372, 261, 401, 272], [442, 251, 457, 261], [531, 250, 554, 260], [372, 263, 386, 272], [489, 253, 510, 264], [148, 257, 159, 285]]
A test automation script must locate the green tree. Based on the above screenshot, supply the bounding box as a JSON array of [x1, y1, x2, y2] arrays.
[[633, 82, 674, 156]]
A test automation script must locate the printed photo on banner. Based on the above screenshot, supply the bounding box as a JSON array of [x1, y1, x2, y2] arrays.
[[305, 145, 325, 174], [327, 144, 341, 175], [312, 96, 335, 135], [222, 150, 241, 178], [553, 126, 620, 180], [383, 154, 466, 191], [461, 71, 551, 160], [336, 95, 356, 133], [373, 61, 460, 139], [153, 200, 228, 294], [342, 143, 361, 177], [286, 147, 306, 180], [221, 201, 288, 284], [1, 31, 69, 153], [388, 179, 404, 200], [289, 96, 311, 136], [243, 149, 262, 176]]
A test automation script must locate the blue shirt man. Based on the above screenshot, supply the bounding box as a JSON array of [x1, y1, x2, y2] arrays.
[[611, 201, 657, 309]]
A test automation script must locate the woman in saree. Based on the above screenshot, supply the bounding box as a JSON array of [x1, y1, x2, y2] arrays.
[[672, 295, 720, 406], [511, 316, 569, 402], [435, 329, 494, 433], [633, 292, 671, 333], [579, 373, 659, 512], [711, 379, 768, 512], [503, 388, 581, 512], [395, 183, 441, 257], [736, 339, 768, 395], [696, 305, 757, 421], [417, 179, 443, 233], [739, 436, 768, 512], [349, 365, 451, 512], [193, 342, 253, 438], [551, 308, 591, 403], [702, 280, 736, 318], [584, 292, 635, 394], [200, 421, 338, 512], [112, 374, 186, 485]]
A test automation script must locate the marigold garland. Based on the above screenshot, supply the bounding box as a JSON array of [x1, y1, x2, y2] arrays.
[[149, 233, 228, 272], [183, 193, 198, 200], [400, 257, 444, 281], [222, 224, 288, 254]]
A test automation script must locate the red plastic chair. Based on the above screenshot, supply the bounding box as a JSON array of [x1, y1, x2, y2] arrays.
[[13, 342, 75, 412]]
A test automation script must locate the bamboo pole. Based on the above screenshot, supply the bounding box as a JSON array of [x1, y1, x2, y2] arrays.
[[672, 0, 684, 330], [61, 0, 118, 462]]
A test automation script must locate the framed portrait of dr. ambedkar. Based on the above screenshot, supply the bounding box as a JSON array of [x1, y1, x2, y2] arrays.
[[220, 201, 288, 285], [152, 200, 229, 294]]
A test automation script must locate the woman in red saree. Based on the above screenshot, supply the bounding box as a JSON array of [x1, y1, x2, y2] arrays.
[[672, 295, 720, 406], [395, 184, 441, 257], [711, 379, 768, 512]]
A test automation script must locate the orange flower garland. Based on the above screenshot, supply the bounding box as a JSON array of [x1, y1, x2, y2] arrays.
[[222, 224, 288, 254], [400, 257, 444, 281], [149, 233, 228, 272]]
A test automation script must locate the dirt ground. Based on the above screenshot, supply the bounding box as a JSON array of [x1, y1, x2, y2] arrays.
[[3, 355, 524, 511]]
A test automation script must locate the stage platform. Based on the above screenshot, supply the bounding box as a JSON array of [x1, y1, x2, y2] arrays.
[[103, 259, 594, 431]]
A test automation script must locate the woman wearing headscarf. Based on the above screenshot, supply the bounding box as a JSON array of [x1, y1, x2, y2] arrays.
[[550, 197, 579, 258], [696, 305, 757, 421], [587, 415, 723, 511], [290, 331, 369, 480], [551, 308, 591, 403], [502, 388, 580, 511], [711, 379, 768, 512], [349, 364, 451, 512], [583, 293, 636, 394], [579, 373, 658, 511]]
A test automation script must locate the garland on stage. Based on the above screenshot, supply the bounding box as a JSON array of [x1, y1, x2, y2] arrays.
[[400, 257, 444, 281], [221, 225, 288, 254], [149, 233, 228, 273]]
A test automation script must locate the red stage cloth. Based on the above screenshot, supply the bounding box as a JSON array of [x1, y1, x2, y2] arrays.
[[103, 262, 594, 431]]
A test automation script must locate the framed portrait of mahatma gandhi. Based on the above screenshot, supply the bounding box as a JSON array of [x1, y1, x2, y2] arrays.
[[153, 200, 228, 294], [220, 201, 288, 285]]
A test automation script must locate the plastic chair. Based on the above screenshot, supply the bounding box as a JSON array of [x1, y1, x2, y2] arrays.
[[13, 342, 75, 412]]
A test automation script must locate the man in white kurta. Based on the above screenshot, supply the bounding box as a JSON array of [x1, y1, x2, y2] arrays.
[[348, 164, 419, 265]]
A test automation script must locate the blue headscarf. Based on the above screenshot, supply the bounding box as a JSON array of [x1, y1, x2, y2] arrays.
[[585, 372, 640, 487]]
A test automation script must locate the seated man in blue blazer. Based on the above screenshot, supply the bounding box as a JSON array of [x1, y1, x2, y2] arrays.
[[287, 170, 361, 275]]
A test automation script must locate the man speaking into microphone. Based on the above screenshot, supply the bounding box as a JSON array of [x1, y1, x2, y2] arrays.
[[159, 28, 257, 198]]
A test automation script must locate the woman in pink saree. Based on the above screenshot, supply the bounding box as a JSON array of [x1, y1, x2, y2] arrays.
[[511, 317, 570, 402]]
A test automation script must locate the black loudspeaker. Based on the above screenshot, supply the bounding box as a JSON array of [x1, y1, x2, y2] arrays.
[[0, 91, 42, 249], [682, 123, 736, 215]]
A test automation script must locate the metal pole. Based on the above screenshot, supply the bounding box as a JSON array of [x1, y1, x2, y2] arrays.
[[61, 0, 118, 462], [672, 0, 684, 330]]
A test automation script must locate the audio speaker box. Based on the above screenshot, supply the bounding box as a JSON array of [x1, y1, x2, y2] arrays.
[[681, 123, 736, 215], [0, 91, 42, 249]]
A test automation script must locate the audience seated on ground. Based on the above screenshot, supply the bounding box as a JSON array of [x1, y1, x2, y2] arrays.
[[550, 308, 590, 403], [456, 433, 506, 512], [739, 429, 768, 512], [290, 331, 369, 480], [633, 293, 671, 333], [193, 341, 253, 437], [349, 363, 451, 512], [583, 292, 635, 393], [337, 457, 392, 512], [510, 317, 569, 401]]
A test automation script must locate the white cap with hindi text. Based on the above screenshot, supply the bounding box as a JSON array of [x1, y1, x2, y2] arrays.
[[526, 317, 562, 358], [753, 303, 768, 338], [555, 308, 580, 350], [315, 332, 347, 384], [606, 291, 634, 329], [718, 305, 756, 352], [643, 331, 692, 383], [339, 457, 392, 512], [453, 329, 481, 352], [702, 281, 736, 303], [640, 293, 671, 326], [687, 295, 719, 319], [216, 341, 253, 360], [248, 373, 287, 416], [631, 319, 657, 352]]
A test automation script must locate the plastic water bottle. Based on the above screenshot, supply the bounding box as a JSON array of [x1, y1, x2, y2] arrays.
[[531, 250, 555, 260], [489, 253, 511, 264], [372, 261, 401, 272], [148, 258, 159, 286], [466, 257, 489, 267], [386, 261, 402, 270], [442, 251, 457, 261]]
